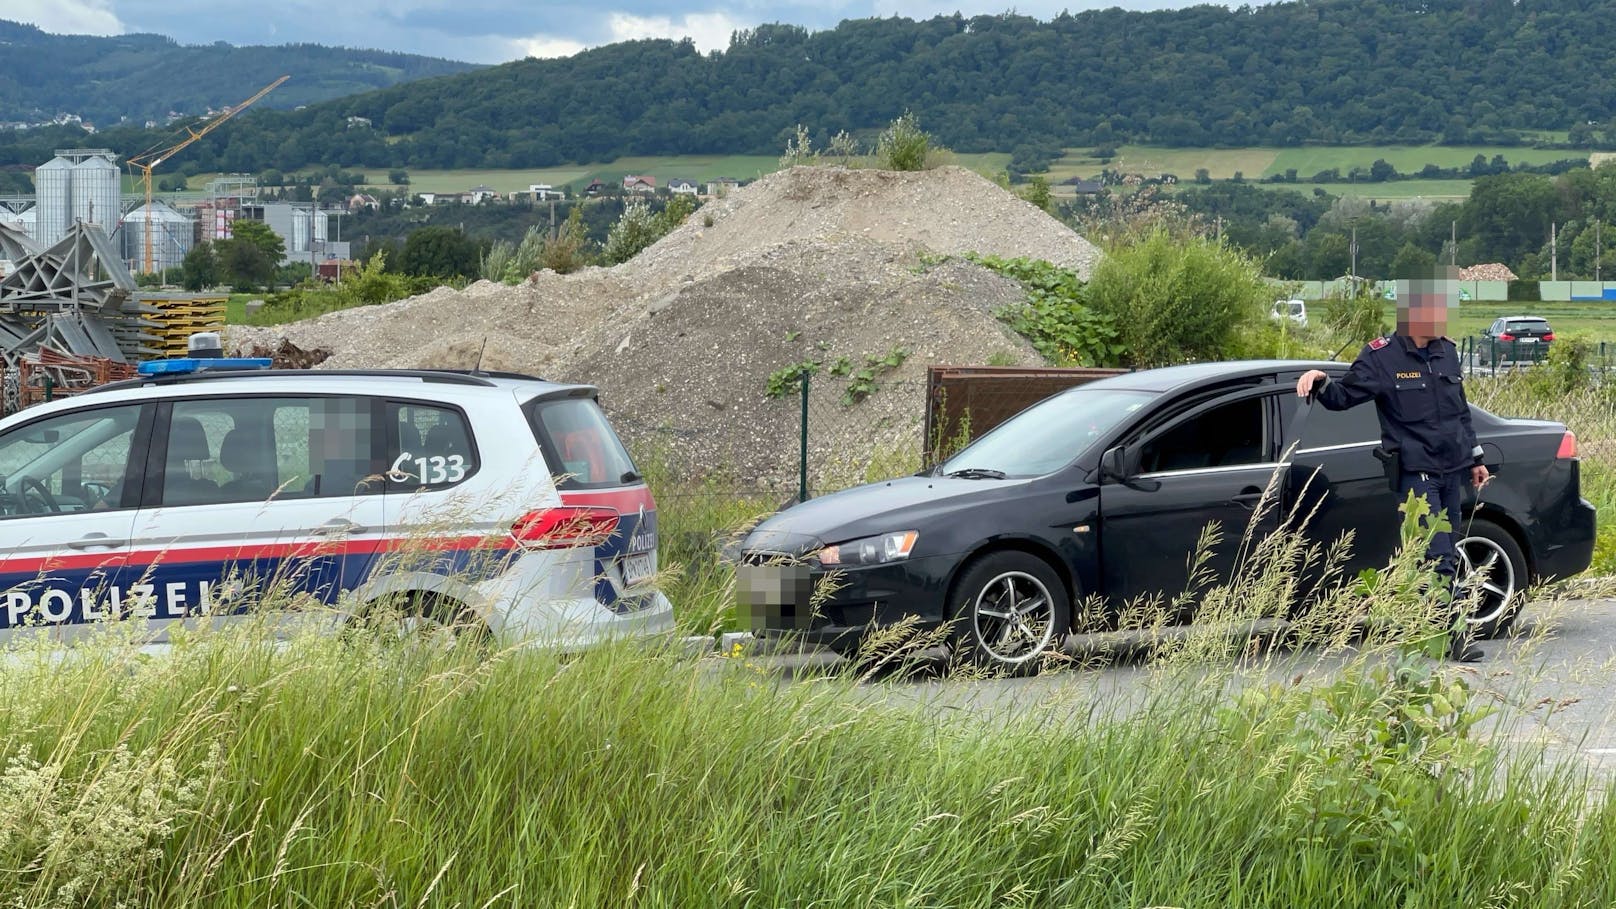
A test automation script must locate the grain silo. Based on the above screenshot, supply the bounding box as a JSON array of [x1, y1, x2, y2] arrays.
[[33, 156, 73, 245], [71, 152, 121, 231], [120, 201, 194, 273]]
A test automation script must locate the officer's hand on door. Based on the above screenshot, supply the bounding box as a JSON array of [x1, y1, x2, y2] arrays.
[[1471, 464, 1491, 488], [1296, 370, 1328, 398]]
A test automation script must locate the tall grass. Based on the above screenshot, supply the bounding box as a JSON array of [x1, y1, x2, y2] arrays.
[[1467, 372, 1616, 572], [1, 571, 1613, 907]]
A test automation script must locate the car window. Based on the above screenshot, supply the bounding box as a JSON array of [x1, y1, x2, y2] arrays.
[[1138, 396, 1268, 474], [1506, 319, 1549, 331], [387, 402, 478, 490], [527, 398, 638, 488], [1294, 398, 1380, 450], [0, 404, 141, 517], [163, 396, 375, 506], [940, 388, 1154, 479]]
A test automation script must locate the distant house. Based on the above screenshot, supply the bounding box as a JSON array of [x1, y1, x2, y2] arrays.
[[529, 183, 564, 200], [668, 179, 698, 196], [584, 179, 607, 196], [420, 191, 470, 205], [1061, 178, 1104, 194], [468, 185, 501, 204], [347, 193, 381, 212], [705, 177, 741, 196], [623, 175, 657, 193], [346, 116, 373, 129]]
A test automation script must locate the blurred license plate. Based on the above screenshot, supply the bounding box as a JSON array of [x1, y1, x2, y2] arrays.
[[622, 553, 654, 585], [1518, 337, 1538, 343]]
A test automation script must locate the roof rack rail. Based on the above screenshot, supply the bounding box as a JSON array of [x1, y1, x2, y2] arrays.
[[89, 368, 501, 395], [434, 369, 550, 382]]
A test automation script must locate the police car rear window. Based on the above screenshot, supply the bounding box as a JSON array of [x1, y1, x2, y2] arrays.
[[526, 398, 638, 489]]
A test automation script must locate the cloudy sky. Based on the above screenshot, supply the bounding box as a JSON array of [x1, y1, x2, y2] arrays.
[[9, 0, 1203, 63]]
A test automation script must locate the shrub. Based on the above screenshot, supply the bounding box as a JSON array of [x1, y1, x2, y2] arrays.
[[969, 254, 1124, 366], [878, 111, 931, 171], [1324, 286, 1390, 350], [1507, 279, 1540, 301], [1083, 227, 1271, 367]]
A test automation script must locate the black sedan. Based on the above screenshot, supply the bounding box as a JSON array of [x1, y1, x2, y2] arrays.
[[735, 360, 1595, 671]]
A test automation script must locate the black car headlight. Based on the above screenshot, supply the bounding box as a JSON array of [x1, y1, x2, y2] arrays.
[[818, 531, 918, 567]]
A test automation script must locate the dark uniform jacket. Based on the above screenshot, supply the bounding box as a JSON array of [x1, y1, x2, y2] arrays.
[[1312, 333, 1484, 475]]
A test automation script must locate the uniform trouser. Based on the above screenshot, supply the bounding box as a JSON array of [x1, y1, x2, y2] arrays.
[[1399, 468, 1465, 585]]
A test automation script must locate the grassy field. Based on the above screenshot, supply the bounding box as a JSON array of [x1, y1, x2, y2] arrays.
[[1248, 178, 1477, 201], [1451, 301, 1616, 341], [1049, 144, 1587, 183], [134, 144, 1583, 202]]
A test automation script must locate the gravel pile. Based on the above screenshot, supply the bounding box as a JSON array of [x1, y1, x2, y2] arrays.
[[230, 165, 1099, 482], [1458, 263, 1518, 281]]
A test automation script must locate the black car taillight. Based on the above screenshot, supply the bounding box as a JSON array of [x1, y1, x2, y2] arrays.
[[1557, 431, 1578, 460]]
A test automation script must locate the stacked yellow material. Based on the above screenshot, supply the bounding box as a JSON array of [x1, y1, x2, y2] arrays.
[[148, 296, 228, 356]]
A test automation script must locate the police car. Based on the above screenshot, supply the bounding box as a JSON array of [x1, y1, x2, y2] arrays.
[[0, 352, 672, 648]]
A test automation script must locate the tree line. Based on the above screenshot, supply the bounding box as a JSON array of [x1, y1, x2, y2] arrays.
[[1157, 165, 1616, 282], [7, 0, 1616, 173], [0, 19, 476, 127]]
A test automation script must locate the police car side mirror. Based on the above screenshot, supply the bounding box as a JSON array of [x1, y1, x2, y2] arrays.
[[21, 429, 58, 444]]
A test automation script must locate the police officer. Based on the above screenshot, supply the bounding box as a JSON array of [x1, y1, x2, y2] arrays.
[[1295, 272, 1490, 662]]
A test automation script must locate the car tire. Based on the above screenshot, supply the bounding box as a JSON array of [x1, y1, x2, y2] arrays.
[[357, 592, 490, 649], [1456, 517, 1529, 639], [948, 551, 1071, 676]]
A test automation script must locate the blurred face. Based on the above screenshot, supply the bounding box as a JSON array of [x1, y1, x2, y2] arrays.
[[1396, 273, 1456, 339]]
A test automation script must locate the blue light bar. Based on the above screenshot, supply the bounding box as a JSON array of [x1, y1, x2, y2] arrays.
[[137, 358, 274, 376]]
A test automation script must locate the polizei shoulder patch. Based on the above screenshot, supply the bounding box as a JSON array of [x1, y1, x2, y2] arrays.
[[1368, 337, 1390, 350]]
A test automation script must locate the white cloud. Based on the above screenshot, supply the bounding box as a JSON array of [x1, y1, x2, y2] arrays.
[[605, 10, 749, 53], [6, 0, 124, 35], [509, 34, 590, 58]]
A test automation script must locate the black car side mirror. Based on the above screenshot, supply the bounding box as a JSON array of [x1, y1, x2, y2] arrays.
[[1099, 446, 1128, 483], [1099, 445, 1160, 491]]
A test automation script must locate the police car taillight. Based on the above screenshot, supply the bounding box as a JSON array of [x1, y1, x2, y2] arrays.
[[511, 507, 620, 550], [1557, 431, 1579, 460]]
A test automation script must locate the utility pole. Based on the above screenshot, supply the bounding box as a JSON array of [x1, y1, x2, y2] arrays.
[[1551, 222, 1558, 282], [1450, 220, 1457, 267], [1350, 223, 1358, 297], [1598, 221, 1604, 283], [1214, 215, 1222, 242]]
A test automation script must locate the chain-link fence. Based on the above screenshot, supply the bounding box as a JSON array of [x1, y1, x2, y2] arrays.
[[627, 367, 1127, 567], [1456, 334, 1616, 376]]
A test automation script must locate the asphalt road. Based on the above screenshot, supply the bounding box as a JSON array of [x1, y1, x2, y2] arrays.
[[751, 596, 1616, 782]]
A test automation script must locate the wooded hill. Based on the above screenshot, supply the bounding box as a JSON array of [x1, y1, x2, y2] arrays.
[[4, 0, 1616, 172], [0, 19, 478, 126]]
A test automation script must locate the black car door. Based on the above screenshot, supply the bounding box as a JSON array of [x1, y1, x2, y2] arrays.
[[1098, 386, 1284, 615], [1280, 386, 1402, 579]]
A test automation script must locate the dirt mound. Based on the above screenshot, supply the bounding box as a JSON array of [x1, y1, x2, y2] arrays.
[[229, 165, 1099, 482], [568, 239, 1040, 484], [625, 165, 1100, 279]]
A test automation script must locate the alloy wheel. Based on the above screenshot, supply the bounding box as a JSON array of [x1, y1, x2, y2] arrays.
[[970, 570, 1058, 665], [1457, 535, 1517, 627]]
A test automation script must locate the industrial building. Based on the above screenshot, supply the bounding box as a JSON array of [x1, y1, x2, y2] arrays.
[[120, 201, 194, 274], [33, 149, 121, 246], [239, 201, 348, 263], [0, 151, 348, 277]]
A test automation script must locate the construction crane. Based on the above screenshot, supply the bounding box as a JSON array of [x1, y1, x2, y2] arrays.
[[126, 75, 289, 274]]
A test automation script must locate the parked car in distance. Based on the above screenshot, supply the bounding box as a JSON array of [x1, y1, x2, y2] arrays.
[[1271, 299, 1308, 329], [1481, 316, 1554, 366], [735, 360, 1594, 674], [0, 358, 672, 649]]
